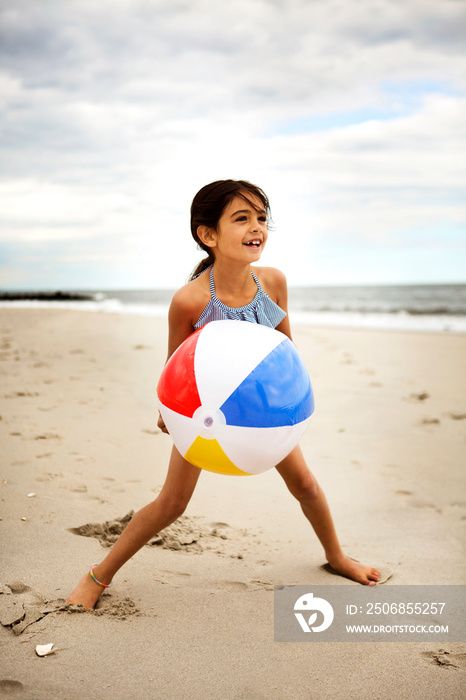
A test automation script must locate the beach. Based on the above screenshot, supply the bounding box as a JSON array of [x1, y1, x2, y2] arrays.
[[1, 307, 465, 699]]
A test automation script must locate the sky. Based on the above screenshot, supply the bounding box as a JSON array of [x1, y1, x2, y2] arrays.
[[0, 0, 465, 290]]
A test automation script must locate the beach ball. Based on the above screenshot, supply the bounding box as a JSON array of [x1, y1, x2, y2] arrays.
[[157, 320, 314, 476]]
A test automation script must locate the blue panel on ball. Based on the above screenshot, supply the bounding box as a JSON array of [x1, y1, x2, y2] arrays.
[[220, 338, 314, 428]]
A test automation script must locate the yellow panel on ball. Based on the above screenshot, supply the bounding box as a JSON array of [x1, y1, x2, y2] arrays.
[[184, 436, 251, 476]]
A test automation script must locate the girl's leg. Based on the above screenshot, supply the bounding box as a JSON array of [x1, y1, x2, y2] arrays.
[[275, 445, 380, 586], [66, 446, 202, 609]]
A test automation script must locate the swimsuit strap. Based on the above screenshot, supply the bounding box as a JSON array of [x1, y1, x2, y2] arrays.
[[209, 266, 216, 298], [251, 270, 262, 290]]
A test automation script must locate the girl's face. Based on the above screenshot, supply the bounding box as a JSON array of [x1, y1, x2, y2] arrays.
[[210, 194, 268, 263]]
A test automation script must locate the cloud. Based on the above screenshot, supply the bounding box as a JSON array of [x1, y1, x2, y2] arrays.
[[0, 0, 465, 287]]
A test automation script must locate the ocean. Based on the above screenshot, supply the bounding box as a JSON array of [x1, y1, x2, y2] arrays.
[[1, 283, 465, 333]]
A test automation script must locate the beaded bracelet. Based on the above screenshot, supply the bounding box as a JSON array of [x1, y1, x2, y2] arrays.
[[89, 564, 113, 588]]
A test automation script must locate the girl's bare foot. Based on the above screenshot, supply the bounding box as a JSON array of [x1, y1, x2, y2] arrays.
[[65, 571, 107, 610], [328, 555, 380, 586]]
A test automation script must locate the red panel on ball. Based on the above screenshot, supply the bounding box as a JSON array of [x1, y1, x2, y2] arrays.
[[157, 328, 202, 417]]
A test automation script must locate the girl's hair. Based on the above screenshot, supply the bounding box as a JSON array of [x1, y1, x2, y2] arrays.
[[189, 179, 271, 280]]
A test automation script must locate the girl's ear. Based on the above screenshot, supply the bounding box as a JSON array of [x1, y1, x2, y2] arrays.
[[197, 225, 217, 248]]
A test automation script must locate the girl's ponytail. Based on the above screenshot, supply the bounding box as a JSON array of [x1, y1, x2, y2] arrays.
[[190, 254, 214, 280]]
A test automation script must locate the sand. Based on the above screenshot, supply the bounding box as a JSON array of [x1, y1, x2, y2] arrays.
[[0, 308, 465, 699]]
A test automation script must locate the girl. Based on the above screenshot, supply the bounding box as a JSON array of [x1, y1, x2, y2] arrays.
[[67, 179, 380, 609]]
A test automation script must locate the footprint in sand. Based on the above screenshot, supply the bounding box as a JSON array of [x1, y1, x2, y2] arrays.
[[448, 412, 466, 421], [250, 579, 275, 591], [73, 455, 96, 464], [161, 570, 191, 579], [221, 581, 250, 590], [34, 433, 62, 441], [394, 491, 441, 512], [0, 680, 24, 693], [153, 571, 192, 587], [408, 392, 430, 402], [69, 484, 88, 493], [35, 472, 63, 482], [421, 649, 466, 669], [411, 500, 441, 513]]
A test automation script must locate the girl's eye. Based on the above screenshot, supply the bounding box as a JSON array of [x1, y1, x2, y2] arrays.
[[235, 214, 267, 224]]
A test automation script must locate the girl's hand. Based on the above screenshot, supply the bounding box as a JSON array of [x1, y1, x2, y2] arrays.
[[157, 412, 169, 434]]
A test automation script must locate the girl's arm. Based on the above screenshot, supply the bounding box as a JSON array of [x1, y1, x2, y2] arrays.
[[165, 283, 208, 359], [259, 267, 293, 340], [166, 292, 196, 359], [157, 286, 201, 434]]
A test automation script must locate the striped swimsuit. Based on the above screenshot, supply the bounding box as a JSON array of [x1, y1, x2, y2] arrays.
[[194, 266, 287, 330]]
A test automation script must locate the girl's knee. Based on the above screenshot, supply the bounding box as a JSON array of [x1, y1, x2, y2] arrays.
[[157, 494, 189, 523], [277, 446, 320, 502], [289, 474, 320, 503]]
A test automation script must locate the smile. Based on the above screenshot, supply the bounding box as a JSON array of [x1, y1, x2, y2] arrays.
[[244, 240, 262, 247]]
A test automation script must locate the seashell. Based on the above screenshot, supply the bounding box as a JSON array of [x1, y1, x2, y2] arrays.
[[35, 643, 55, 657]]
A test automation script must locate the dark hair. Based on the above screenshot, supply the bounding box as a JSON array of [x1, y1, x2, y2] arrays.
[[189, 179, 271, 279]]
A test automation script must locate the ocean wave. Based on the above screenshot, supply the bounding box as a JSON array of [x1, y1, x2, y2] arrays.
[[288, 310, 466, 333], [1, 299, 465, 333], [298, 305, 465, 316], [1, 284, 465, 333]]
